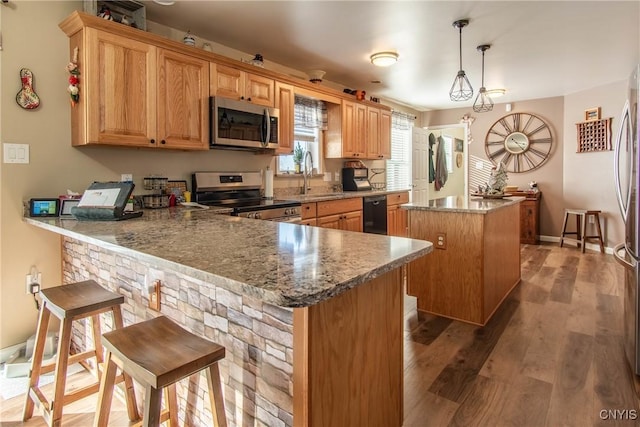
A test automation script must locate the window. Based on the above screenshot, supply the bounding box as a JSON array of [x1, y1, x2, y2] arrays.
[[386, 112, 414, 191], [278, 96, 326, 174]]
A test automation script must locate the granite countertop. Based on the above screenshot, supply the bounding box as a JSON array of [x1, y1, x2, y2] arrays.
[[402, 195, 525, 214], [287, 189, 410, 203], [25, 206, 432, 308]]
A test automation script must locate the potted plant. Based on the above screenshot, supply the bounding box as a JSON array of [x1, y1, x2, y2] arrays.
[[293, 143, 304, 173]]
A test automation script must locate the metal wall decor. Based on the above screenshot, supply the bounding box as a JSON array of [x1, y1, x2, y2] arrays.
[[473, 44, 494, 113], [449, 19, 473, 102], [485, 112, 553, 173]]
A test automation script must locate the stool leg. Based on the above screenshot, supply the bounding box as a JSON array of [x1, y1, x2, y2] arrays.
[[50, 317, 73, 427], [167, 383, 179, 426], [143, 384, 163, 427], [576, 215, 582, 248], [560, 212, 569, 247], [91, 314, 104, 368], [206, 363, 227, 427], [581, 214, 587, 253], [23, 303, 51, 421], [595, 214, 605, 253], [111, 306, 140, 421], [93, 350, 118, 427]]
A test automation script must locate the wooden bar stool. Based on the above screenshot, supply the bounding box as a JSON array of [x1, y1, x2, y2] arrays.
[[23, 280, 139, 427], [94, 315, 227, 427], [559, 209, 605, 253]]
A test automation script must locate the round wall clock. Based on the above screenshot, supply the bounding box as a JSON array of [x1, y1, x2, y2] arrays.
[[484, 112, 553, 173]]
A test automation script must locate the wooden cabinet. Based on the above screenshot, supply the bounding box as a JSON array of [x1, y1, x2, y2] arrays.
[[211, 64, 274, 107], [326, 101, 390, 159], [307, 198, 363, 232], [275, 82, 294, 154], [510, 191, 541, 244], [386, 192, 409, 237], [299, 218, 318, 227], [72, 28, 209, 150], [367, 108, 391, 159]]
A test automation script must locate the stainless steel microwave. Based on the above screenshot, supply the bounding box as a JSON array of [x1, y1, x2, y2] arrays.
[[210, 96, 279, 150]]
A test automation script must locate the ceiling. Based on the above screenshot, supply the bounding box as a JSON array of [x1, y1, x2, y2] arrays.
[[142, 1, 640, 112]]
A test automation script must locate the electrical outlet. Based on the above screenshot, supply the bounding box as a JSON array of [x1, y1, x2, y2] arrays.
[[121, 173, 133, 182], [436, 232, 447, 250], [334, 171, 340, 182], [25, 272, 42, 294]]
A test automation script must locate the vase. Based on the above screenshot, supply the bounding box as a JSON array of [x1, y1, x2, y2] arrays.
[[295, 163, 301, 173]]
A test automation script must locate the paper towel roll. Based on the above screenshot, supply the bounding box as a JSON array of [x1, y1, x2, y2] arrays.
[[264, 168, 274, 199]]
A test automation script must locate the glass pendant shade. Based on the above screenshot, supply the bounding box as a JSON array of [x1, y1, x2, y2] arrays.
[[473, 44, 494, 112], [450, 19, 473, 102]]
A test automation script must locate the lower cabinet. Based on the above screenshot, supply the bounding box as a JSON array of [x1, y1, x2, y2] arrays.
[[299, 218, 318, 226], [509, 191, 541, 244], [317, 211, 363, 232], [386, 192, 409, 237]]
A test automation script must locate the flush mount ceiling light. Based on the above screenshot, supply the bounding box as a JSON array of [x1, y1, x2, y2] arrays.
[[370, 51, 399, 67], [152, 0, 175, 5], [449, 19, 473, 102], [486, 89, 506, 98], [473, 44, 494, 113]]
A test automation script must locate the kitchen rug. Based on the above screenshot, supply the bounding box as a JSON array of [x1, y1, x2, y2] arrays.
[[0, 363, 84, 400]]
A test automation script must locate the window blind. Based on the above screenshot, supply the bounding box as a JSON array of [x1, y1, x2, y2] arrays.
[[387, 113, 413, 191]]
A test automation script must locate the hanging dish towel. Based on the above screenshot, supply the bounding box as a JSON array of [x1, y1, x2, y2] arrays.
[[428, 133, 436, 183]]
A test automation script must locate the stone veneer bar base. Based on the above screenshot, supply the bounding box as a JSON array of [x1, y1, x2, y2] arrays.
[[62, 236, 294, 427]]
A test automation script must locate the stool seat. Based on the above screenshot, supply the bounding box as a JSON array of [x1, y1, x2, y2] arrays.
[[95, 316, 227, 427], [40, 280, 124, 319], [560, 209, 605, 253], [102, 315, 225, 389]]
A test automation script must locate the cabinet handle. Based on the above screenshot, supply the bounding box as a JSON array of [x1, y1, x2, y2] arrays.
[[150, 139, 156, 144], [247, 97, 252, 101], [161, 140, 166, 145], [240, 96, 245, 100]]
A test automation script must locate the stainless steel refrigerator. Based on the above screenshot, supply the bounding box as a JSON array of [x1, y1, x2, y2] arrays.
[[614, 64, 640, 376]]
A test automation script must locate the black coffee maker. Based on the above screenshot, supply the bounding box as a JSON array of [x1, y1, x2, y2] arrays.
[[342, 167, 372, 191]]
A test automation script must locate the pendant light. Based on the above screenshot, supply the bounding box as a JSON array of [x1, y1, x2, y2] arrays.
[[449, 19, 473, 102], [473, 44, 494, 113]]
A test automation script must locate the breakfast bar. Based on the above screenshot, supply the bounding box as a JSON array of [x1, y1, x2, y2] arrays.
[[404, 195, 523, 326], [25, 208, 432, 427]]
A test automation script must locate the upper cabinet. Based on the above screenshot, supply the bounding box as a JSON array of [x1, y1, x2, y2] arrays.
[[70, 28, 209, 150], [211, 64, 275, 107], [275, 82, 294, 154], [325, 101, 390, 159]]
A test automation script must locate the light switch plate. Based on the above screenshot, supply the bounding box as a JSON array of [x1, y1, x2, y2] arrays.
[[3, 143, 29, 164]]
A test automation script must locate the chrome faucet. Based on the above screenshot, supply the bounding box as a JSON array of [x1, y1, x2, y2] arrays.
[[303, 150, 313, 195]]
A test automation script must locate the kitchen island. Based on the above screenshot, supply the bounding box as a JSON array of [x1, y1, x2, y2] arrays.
[[25, 207, 431, 427], [404, 195, 523, 326]]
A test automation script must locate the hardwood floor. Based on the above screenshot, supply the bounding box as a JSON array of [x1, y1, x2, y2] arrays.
[[404, 243, 640, 426], [1, 243, 637, 426]]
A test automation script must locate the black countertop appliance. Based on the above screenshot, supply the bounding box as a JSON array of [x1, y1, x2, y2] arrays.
[[342, 167, 372, 191]]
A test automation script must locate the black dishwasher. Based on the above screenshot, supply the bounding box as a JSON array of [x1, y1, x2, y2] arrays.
[[363, 195, 387, 235]]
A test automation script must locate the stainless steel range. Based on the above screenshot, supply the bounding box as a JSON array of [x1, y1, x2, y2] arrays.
[[192, 171, 301, 222]]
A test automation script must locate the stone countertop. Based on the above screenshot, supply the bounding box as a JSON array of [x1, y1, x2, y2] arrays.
[[287, 189, 410, 203], [402, 195, 525, 214], [25, 206, 432, 308]]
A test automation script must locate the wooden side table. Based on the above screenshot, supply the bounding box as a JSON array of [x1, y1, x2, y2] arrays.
[[509, 191, 541, 244]]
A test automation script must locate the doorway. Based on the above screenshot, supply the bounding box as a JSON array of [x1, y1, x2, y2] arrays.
[[412, 124, 468, 201]]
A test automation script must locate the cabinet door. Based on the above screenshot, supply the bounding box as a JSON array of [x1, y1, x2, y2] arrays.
[[342, 101, 357, 157], [245, 73, 275, 107], [212, 64, 243, 100], [299, 218, 318, 227], [317, 214, 342, 230], [86, 28, 156, 147], [387, 206, 398, 236], [342, 211, 363, 232], [354, 103, 367, 158], [275, 82, 294, 154], [366, 107, 380, 159], [157, 49, 210, 150], [379, 110, 392, 159]]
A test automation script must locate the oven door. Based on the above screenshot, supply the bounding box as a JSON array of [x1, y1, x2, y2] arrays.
[[210, 97, 279, 150]]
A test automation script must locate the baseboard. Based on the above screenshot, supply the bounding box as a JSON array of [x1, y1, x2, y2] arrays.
[[539, 235, 613, 254]]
